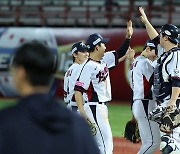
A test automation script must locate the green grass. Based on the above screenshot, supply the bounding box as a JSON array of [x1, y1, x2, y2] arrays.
[[0, 99, 16, 108], [0, 100, 132, 137], [109, 104, 132, 137]]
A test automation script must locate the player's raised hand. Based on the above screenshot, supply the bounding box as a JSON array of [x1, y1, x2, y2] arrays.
[[126, 20, 133, 39], [139, 7, 148, 24], [126, 47, 135, 63], [139, 6, 159, 39]]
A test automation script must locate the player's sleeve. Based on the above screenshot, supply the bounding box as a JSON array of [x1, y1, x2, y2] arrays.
[[151, 36, 160, 46], [103, 50, 118, 69], [103, 38, 131, 69], [168, 51, 180, 87], [117, 38, 131, 58]]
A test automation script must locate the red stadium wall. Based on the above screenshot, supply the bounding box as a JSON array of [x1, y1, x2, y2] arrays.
[[0, 28, 150, 101]]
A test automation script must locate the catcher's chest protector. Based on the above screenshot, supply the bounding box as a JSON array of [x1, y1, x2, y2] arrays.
[[153, 48, 179, 101]]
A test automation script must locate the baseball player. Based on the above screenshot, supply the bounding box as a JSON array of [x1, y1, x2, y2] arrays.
[[74, 21, 133, 154], [64, 42, 89, 112], [127, 40, 161, 154], [139, 7, 180, 153]]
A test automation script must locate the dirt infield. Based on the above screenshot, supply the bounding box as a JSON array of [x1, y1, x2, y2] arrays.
[[113, 137, 160, 154]]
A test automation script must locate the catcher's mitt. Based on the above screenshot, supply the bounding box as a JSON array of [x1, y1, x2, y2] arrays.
[[87, 118, 97, 136], [124, 120, 141, 143], [159, 106, 180, 133], [148, 105, 166, 123]]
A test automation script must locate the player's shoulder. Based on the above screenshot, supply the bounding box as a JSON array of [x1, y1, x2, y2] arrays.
[[135, 56, 153, 69], [83, 58, 100, 68], [80, 59, 101, 74], [172, 47, 180, 54], [135, 56, 147, 64], [65, 63, 80, 74], [104, 50, 116, 55], [69, 62, 80, 69]]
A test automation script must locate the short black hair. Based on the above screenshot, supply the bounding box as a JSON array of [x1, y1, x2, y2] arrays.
[[72, 50, 78, 62], [12, 41, 56, 86]]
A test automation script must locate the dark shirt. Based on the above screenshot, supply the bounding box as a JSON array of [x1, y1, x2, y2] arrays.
[[117, 38, 131, 59], [0, 93, 99, 154]]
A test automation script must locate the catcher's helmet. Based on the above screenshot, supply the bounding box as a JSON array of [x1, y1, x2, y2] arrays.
[[160, 24, 179, 43]]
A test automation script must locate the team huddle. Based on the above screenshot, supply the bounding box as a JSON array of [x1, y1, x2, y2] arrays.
[[64, 7, 180, 154]]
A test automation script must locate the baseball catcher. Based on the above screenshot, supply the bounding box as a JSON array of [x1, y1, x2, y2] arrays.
[[124, 119, 141, 143], [139, 6, 180, 152]]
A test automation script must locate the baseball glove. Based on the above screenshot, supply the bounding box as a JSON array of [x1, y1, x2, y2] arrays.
[[160, 106, 180, 133], [124, 120, 141, 143], [148, 105, 166, 123], [87, 118, 97, 136]]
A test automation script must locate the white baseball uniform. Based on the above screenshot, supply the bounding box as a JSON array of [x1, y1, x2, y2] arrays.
[[74, 50, 118, 154], [128, 55, 161, 154], [64, 61, 87, 112]]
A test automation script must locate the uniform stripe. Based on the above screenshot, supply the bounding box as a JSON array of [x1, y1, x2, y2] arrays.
[[142, 100, 154, 154], [74, 86, 86, 93], [142, 100, 149, 117], [87, 82, 99, 102], [143, 75, 153, 100], [143, 119, 154, 154], [89, 105, 106, 154]]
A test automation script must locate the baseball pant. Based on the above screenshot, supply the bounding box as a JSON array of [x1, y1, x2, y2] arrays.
[[132, 99, 161, 154], [84, 102, 113, 154]]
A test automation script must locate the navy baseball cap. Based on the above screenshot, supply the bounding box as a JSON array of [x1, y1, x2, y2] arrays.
[[71, 42, 87, 54], [144, 39, 155, 48], [160, 24, 179, 43], [86, 33, 110, 50], [144, 39, 158, 55]]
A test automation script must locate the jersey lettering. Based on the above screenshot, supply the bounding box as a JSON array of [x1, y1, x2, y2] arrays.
[[96, 66, 108, 82], [66, 69, 73, 77]]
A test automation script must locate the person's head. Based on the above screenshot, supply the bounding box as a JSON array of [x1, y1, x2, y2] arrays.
[[71, 41, 89, 64], [159, 24, 179, 48], [11, 41, 56, 94], [142, 40, 157, 61], [86, 33, 109, 59]]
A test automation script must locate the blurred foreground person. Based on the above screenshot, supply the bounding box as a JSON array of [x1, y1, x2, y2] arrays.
[[0, 41, 99, 154]]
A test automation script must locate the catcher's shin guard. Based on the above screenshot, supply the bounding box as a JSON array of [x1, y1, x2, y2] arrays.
[[160, 135, 180, 154]]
